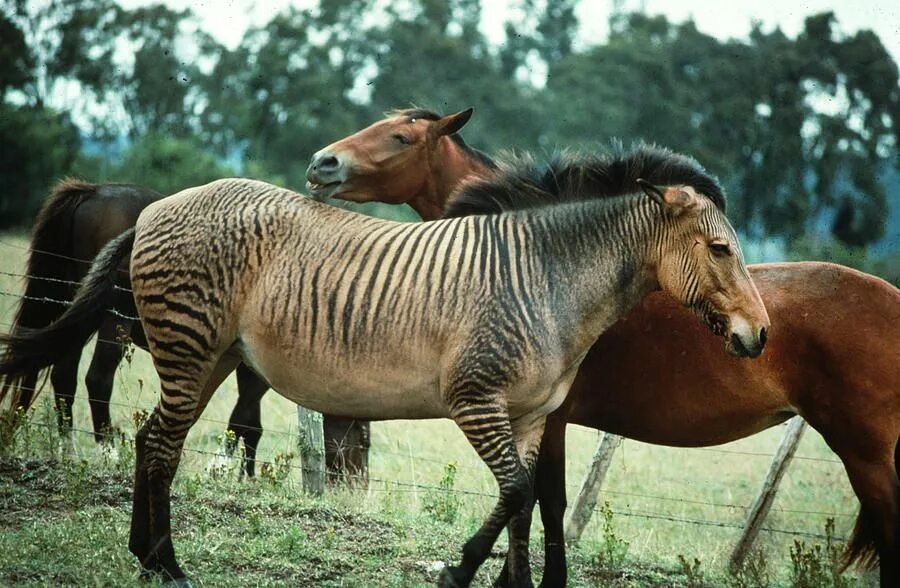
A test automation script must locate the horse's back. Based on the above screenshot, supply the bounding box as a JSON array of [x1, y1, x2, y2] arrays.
[[70, 183, 163, 263], [754, 262, 900, 439]]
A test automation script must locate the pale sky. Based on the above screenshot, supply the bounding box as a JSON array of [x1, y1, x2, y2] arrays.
[[118, 0, 900, 63]]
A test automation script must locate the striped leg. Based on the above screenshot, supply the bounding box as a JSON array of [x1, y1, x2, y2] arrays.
[[495, 412, 566, 588], [129, 353, 240, 581], [503, 415, 545, 587], [440, 392, 542, 588]]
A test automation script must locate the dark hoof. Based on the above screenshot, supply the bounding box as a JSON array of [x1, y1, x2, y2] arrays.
[[437, 566, 466, 588]]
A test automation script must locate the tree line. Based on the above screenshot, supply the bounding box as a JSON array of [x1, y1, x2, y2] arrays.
[[1, 0, 897, 275]]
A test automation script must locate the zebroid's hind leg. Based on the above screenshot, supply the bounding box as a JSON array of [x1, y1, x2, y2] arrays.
[[129, 352, 240, 581], [438, 372, 543, 588]]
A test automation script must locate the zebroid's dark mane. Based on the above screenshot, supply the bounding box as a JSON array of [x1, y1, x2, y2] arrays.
[[444, 143, 726, 218]]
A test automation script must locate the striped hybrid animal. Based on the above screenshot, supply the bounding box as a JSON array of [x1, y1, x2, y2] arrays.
[[0, 152, 769, 586]]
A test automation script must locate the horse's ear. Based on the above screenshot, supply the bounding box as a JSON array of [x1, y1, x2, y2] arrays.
[[433, 107, 474, 137], [637, 179, 698, 213]]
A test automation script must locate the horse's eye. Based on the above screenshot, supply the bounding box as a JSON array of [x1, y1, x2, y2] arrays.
[[709, 242, 732, 256], [392, 134, 411, 145]]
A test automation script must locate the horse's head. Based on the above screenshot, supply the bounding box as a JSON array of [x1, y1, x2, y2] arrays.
[[638, 179, 770, 358], [306, 108, 475, 207]]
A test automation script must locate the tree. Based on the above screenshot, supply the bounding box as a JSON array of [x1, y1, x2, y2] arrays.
[[202, 5, 372, 188], [108, 133, 232, 197], [0, 9, 32, 98], [367, 0, 543, 152], [540, 12, 898, 246], [0, 105, 80, 227]]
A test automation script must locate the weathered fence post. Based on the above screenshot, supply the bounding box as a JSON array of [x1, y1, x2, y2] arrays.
[[565, 432, 624, 542], [297, 406, 325, 495], [730, 416, 807, 569]]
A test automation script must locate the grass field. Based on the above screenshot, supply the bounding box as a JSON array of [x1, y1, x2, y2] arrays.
[[0, 233, 880, 586]]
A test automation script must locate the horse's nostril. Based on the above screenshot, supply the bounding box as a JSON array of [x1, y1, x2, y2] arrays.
[[759, 327, 768, 347], [317, 155, 339, 172]]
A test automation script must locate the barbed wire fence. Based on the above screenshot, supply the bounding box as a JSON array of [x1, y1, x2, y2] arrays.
[[0, 244, 858, 560]]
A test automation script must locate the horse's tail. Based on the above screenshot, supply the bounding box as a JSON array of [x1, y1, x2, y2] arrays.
[[0, 179, 99, 414], [841, 437, 900, 571], [0, 228, 136, 411]]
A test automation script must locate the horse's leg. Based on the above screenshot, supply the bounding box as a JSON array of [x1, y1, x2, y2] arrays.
[[323, 415, 371, 486], [497, 410, 569, 588], [130, 353, 240, 580], [227, 364, 268, 478], [11, 372, 40, 413], [440, 388, 542, 588], [85, 317, 126, 443], [838, 446, 900, 586], [536, 412, 569, 588], [51, 349, 82, 435]]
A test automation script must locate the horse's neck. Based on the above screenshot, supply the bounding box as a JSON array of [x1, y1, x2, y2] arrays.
[[409, 138, 493, 221]]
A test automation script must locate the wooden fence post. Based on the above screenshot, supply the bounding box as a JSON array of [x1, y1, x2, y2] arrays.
[[730, 416, 807, 569], [297, 406, 325, 495], [565, 432, 624, 542]]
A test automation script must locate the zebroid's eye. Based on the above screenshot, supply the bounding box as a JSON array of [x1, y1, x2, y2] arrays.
[[709, 242, 731, 256]]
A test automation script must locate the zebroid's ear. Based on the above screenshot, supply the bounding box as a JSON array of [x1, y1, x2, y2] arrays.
[[637, 179, 700, 215], [636, 178, 665, 206]]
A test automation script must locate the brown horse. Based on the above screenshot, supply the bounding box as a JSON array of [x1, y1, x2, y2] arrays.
[[309, 108, 900, 587], [0, 180, 164, 438]]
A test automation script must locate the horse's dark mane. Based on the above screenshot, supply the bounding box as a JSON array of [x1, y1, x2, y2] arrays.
[[391, 108, 497, 170], [443, 143, 726, 218]]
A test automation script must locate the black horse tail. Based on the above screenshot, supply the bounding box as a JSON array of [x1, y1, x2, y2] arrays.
[[0, 228, 136, 410], [0, 179, 100, 415]]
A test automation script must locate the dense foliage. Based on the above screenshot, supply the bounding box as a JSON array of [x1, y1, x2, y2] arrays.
[[0, 0, 897, 272]]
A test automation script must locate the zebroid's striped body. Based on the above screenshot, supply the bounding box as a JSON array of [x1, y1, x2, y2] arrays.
[[133, 181, 582, 423], [2, 153, 769, 587]]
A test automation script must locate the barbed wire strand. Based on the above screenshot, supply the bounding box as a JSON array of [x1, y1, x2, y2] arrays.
[[0, 239, 130, 275], [0, 268, 132, 293]]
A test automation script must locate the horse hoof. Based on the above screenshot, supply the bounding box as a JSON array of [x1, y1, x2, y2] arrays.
[[165, 577, 194, 588], [437, 566, 466, 588]]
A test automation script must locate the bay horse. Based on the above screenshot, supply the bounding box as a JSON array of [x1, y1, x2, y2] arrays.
[[0, 147, 769, 586], [0, 180, 165, 438], [309, 108, 900, 587], [0, 179, 359, 481]]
